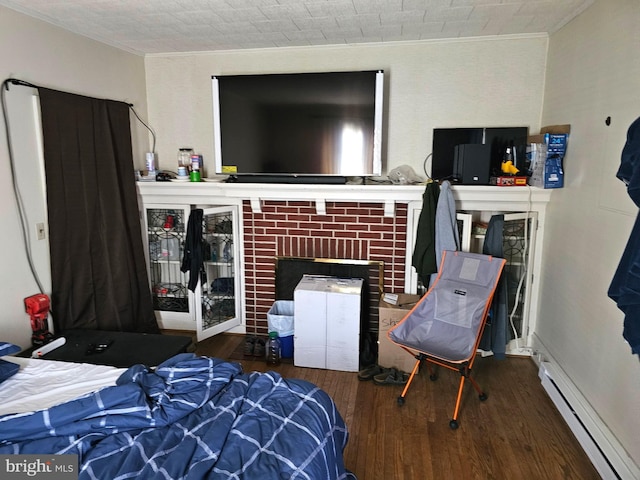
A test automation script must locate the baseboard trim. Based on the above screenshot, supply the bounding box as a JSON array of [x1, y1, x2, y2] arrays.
[[532, 334, 639, 480]]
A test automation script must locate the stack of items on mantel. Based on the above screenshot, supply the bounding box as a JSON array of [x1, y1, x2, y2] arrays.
[[136, 147, 206, 182], [490, 124, 570, 188], [526, 125, 570, 189]]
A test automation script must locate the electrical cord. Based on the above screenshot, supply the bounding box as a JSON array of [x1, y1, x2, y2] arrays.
[[507, 213, 528, 351], [129, 105, 156, 153], [507, 185, 535, 354], [1, 78, 47, 294], [422, 152, 433, 181]]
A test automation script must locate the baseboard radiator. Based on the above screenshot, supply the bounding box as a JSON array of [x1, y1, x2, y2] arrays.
[[538, 360, 639, 479]]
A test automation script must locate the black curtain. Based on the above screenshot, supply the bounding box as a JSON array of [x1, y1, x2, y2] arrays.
[[38, 87, 158, 334]]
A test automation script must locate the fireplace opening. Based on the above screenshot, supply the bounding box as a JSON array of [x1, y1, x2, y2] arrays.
[[275, 257, 383, 367]]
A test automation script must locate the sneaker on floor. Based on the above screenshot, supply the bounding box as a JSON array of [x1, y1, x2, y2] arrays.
[[357, 364, 387, 381], [253, 338, 266, 357], [373, 368, 409, 386]]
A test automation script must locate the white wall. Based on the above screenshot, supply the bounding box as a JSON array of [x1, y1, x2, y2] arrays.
[[144, 35, 547, 176], [0, 6, 148, 347], [536, 0, 640, 467]]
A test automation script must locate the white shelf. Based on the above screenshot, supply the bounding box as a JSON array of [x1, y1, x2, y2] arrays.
[[137, 182, 552, 216]]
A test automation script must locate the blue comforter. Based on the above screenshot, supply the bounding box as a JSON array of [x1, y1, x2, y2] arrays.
[[0, 354, 355, 479]]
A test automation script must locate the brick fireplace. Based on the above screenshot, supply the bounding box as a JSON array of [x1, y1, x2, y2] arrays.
[[242, 199, 408, 335]]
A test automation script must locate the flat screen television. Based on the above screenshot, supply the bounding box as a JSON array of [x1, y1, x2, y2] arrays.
[[211, 70, 384, 183]]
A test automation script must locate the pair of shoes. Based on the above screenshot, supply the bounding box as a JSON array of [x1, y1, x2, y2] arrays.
[[244, 336, 257, 356], [357, 364, 387, 381], [373, 368, 410, 386], [253, 338, 266, 358]]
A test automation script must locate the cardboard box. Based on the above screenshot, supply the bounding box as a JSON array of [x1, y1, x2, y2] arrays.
[[294, 275, 363, 372], [527, 125, 571, 189], [378, 293, 422, 373], [527, 124, 571, 144]]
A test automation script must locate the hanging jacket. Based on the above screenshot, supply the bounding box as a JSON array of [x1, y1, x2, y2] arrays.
[[479, 214, 509, 359], [430, 180, 460, 286], [412, 182, 440, 286], [608, 116, 640, 355], [181, 208, 204, 292]]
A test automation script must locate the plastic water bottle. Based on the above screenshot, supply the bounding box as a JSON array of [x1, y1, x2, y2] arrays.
[[265, 331, 281, 366]]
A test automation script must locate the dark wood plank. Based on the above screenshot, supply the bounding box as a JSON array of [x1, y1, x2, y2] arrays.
[[195, 333, 601, 480]]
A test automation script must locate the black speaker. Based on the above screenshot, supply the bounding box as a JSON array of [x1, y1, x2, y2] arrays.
[[453, 144, 491, 185]]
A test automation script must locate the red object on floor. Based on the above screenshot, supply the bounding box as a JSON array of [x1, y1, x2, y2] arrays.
[[24, 293, 53, 347]]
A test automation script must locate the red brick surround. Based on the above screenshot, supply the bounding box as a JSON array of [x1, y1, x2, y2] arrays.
[[242, 200, 408, 335]]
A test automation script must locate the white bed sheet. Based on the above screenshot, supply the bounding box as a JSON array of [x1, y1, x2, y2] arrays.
[[0, 356, 126, 416]]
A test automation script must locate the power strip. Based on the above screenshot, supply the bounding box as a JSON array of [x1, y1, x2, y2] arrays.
[[31, 337, 66, 358]]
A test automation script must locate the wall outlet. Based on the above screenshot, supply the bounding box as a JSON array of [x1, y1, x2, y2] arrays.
[[36, 222, 46, 240]]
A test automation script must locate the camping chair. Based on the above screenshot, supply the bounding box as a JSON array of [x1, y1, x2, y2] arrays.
[[388, 250, 506, 429]]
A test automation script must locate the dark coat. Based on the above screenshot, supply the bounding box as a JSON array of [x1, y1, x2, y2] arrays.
[[412, 182, 440, 286], [479, 214, 509, 359], [181, 208, 204, 292], [608, 116, 640, 355]]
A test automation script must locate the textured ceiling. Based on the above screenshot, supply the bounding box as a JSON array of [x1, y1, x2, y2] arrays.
[[1, 0, 594, 55]]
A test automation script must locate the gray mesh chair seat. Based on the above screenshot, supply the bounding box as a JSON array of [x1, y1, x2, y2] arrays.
[[388, 250, 506, 429]]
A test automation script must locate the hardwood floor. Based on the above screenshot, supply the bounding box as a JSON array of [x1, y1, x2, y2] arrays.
[[194, 333, 600, 480]]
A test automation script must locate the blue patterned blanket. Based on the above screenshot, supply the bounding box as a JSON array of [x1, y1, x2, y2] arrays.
[[0, 353, 355, 479]]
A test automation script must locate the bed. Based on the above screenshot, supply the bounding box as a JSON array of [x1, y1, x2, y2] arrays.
[[0, 348, 355, 479]]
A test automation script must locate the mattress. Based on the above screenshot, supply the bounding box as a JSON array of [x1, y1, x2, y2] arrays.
[[0, 353, 355, 479], [0, 356, 125, 416]]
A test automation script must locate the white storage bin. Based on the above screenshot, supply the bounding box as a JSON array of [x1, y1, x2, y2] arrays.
[[293, 275, 363, 372]]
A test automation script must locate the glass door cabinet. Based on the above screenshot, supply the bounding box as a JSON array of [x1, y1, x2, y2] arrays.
[[143, 204, 242, 340], [145, 205, 194, 330], [196, 206, 242, 340]]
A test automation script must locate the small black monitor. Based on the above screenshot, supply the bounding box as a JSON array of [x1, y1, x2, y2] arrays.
[[431, 127, 529, 181]]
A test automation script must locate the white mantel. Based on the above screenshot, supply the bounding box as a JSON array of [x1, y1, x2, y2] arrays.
[[136, 181, 552, 216], [137, 180, 552, 355]]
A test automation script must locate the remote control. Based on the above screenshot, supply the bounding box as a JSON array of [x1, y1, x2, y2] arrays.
[[31, 337, 66, 358]]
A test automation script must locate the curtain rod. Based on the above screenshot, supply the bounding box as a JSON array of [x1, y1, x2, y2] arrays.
[[3, 77, 155, 152], [2, 78, 134, 107]]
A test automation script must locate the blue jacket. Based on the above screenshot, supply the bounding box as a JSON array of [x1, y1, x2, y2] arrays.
[[479, 215, 509, 359], [430, 180, 460, 286], [608, 116, 640, 355]]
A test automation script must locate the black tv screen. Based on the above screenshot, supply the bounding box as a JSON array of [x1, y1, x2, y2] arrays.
[[212, 71, 384, 179]]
